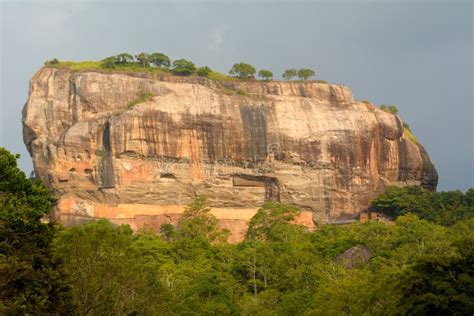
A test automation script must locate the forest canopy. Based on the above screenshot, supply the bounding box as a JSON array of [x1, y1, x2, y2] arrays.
[[1, 147, 473, 315]]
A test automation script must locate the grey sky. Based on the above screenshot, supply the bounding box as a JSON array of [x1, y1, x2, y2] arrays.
[[1, 0, 472, 191]]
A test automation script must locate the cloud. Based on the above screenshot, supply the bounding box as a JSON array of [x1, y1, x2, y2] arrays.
[[208, 25, 230, 51]]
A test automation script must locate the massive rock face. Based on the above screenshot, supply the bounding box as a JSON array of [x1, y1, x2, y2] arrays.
[[23, 67, 437, 241]]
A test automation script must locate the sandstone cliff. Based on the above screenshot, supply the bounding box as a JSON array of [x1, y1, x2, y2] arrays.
[[22, 67, 437, 241]]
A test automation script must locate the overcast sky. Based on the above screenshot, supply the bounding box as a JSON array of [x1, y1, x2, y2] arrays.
[[1, 0, 472, 191]]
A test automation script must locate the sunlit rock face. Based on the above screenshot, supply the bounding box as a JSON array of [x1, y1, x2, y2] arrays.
[[22, 67, 437, 241]]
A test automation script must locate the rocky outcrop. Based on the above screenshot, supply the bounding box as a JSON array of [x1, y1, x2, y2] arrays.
[[22, 67, 437, 241], [335, 246, 375, 269]]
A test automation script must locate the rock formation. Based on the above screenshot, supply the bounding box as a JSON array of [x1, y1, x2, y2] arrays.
[[335, 245, 375, 269], [22, 67, 437, 242]]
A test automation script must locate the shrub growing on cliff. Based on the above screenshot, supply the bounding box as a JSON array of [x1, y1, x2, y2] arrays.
[[379, 104, 399, 115], [171, 58, 196, 75], [44, 58, 59, 65], [127, 91, 155, 109], [282, 68, 297, 80], [196, 66, 212, 77], [258, 69, 273, 81], [297, 68, 315, 80], [229, 62, 256, 78]]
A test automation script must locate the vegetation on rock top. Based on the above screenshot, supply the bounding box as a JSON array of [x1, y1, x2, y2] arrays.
[[44, 53, 320, 83]]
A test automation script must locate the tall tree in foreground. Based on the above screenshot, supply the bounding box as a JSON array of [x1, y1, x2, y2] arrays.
[[0, 147, 73, 315], [54, 220, 174, 315], [246, 201, 300, 241], [174, 196, 229, 244]]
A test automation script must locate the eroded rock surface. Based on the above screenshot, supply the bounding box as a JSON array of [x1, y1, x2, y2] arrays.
[[22, 67, 437, 241]]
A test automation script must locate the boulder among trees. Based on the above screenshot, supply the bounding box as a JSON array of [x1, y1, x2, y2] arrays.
[[335, 245, 375, 269]]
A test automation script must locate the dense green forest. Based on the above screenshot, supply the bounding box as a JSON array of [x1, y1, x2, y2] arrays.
[[1, 147, 473, 315]]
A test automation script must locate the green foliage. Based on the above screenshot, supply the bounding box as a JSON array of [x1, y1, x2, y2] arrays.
[[314, 79, 328, 84], [44, 58, 59, 65], [44, 55, 328, 87], [150, 52, 171, 68], [127, 91, 155, 109], [54, 221, 134, 314], [0, 148, 73, 315], [196, 66, 212, 77], [246, 201, 300, 240], [297, 68, 315, 80], [100, 56, 117, 69], [3, 148, 472, 316], [116, 53, 134, 65], [175, 196, 229, 244], [380, 104, 399, 114], [207, 70, 234, 82], [403, 122, 420, 144], [171, 58, 196, 76], [282, 68, 297, 80], [229, 62, 256, 78], [135, 52, 150, 67], [258, 69, 273, 80], [371, 186, 474, 225]]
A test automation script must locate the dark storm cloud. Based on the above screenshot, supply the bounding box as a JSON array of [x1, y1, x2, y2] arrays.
[[1, 0, 472, 190]]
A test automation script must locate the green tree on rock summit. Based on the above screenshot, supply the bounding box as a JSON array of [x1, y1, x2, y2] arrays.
[[116, 53, 134, 65], [171, 59, 196, 75], [282, 68, 297, 80], [196, 66, 212, 77], [135, 52, 151, 67], [297, 68, 315, 80], [150, 52, 171, 68], [229, 62, 256, 78], [258, 69, 273, 81]]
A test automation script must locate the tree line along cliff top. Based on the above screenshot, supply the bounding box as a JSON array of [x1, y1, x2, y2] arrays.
[[44, 52, 325, 83]]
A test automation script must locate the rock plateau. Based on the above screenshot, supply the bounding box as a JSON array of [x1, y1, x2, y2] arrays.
[[22, 67, 438, 241]]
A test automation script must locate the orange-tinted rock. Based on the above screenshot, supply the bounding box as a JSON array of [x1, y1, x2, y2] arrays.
[[23, 67, 437, 242]]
